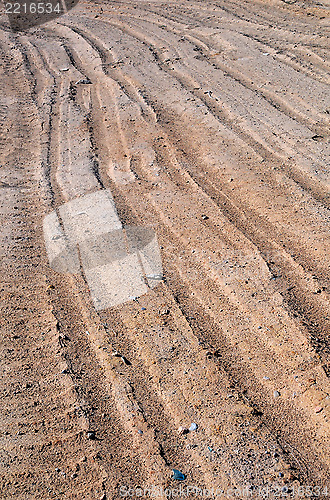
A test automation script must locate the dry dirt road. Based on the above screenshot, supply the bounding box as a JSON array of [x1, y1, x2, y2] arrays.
[[0, 0, 329, 498]]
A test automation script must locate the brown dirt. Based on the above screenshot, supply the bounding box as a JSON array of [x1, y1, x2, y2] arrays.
[[0, 0, 329, 498]]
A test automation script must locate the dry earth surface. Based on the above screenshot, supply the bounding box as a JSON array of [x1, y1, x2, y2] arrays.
[[0, 0, 329, 498]]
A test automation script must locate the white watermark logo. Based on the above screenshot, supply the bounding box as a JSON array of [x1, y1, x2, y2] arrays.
[[43, 189, 163, 310], [119, 485, 254, 498]]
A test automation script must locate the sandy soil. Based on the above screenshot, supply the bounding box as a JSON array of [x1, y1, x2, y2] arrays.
[[0, 0, 329, 498]]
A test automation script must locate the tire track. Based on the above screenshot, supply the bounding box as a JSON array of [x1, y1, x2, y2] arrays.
[[47, 21, 321, 488], [95, 13, 329, 205], [0, 34, 105, 498], [55, 10, 328, 360]]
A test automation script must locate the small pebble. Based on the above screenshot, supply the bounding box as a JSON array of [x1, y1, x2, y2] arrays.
[[279, 472, 284, 477], [172, 469, 186, 481], [141, 307, 146, 311], [87, 431, 96, 440], [189, 423, 198, 432], [263, 376, 269, 380], [178, 426, 188, 436], [201, 214, 209, 220], [315, 406, 323, 413], [274, 391, 280, 398], [75, 78, 92, 85], [137, 429, 143, 435]]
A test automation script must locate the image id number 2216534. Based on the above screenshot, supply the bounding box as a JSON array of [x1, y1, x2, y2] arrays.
[[4, 2, 60, 14]]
